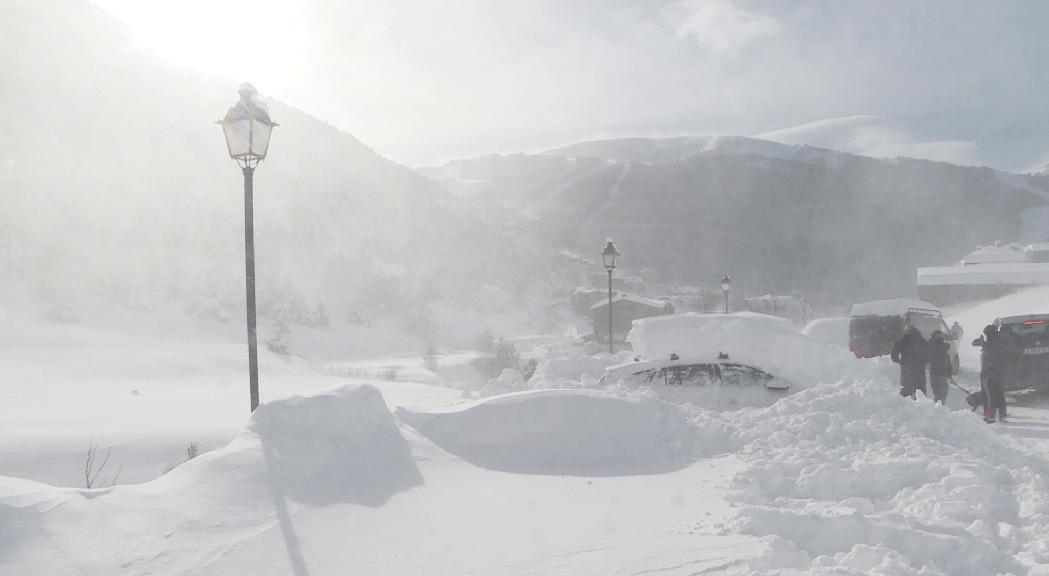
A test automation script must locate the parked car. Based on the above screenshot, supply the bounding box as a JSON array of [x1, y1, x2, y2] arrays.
[[988, 314, 1049, 392], [599, 355, 791, 409], [848, 299, 960, 373]]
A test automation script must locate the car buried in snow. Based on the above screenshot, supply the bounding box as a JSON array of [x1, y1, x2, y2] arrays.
[[598, 354, 792, 408]]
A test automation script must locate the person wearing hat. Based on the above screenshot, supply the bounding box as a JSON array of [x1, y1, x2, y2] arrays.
[[927, 329, 952, 405], [891, 324, 928, 399], [973, 324, 1007, 422]]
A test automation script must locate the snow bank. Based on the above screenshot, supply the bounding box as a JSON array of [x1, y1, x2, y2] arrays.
[[525, 352, 622, 389], [244, 385, 422, 506], [397, 389, 707, 476], [713, 379, 1049, 574], [627, 313, 873, 388]]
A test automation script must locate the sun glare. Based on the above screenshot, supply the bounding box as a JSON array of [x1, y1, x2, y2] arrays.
[[90, 0, 305, 91]]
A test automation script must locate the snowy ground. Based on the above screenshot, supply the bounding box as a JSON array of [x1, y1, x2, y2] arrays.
[[4, 293, 1049, 574]]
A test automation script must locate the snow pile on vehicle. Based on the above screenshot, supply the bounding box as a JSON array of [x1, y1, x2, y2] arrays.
[[243, 384, 422, 506], [850, 298, 940, 317], [397, 389, 717, 476], [628, 313, 873, 388], [801, 316, 851, 348], [715, 379, 1049, 574]]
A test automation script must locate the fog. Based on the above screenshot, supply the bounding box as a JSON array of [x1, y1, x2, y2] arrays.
[[9, 3, 1049, 573], [3, 0, 1049, 351], [92, 0, 1049, 170]]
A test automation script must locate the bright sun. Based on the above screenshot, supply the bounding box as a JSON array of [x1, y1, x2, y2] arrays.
[[90, 0, 305, 92]]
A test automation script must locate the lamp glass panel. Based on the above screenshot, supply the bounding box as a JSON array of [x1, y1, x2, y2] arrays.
[[222, 118, 252, 158], [249, 119, 273, 158]]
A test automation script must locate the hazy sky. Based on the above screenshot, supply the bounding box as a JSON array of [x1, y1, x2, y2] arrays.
[[91, 0, 1049, 171]]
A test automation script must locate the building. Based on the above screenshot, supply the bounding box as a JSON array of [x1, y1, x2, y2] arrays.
[[917, 242, 1049, 306], [591, 294, 675, 344], [571, 287, 614, 317]]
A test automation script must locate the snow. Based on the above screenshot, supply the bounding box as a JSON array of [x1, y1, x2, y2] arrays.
[[626, 313, 872, 388], [719, 379, 1049, 574], [590, 293, 671, 310], [918, 261, 1049, 286], [850, 298, 940, 317], [397, 389, 698, 476], [802, 316, 851, 347], [948, 286, 1049, 370], [757, 115, 981, 166], [962, 242, 1028, 264], [5, 296, 1049, 574]]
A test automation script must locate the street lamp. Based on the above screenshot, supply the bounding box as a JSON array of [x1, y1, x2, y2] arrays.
[[602, 239, 620, 354], [721, 274, 731, 314], [218, 83, 277, 413]]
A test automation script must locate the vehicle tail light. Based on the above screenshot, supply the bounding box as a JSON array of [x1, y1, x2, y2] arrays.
[[1025, 320, 1046, 325]]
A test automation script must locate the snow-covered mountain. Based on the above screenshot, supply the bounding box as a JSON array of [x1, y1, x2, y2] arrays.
[[424, 136, 1049, 306], [757, 115, 981, 166]]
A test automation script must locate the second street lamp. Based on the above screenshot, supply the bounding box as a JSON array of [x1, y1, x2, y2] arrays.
[[218, 83, 278, 413], [602, 239, 620, 354], [721, 274, 732, 314]]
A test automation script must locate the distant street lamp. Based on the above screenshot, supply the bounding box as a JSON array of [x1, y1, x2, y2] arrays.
[[721, 274, 732, 314], [602, 239, 620, 354], [218, 83, 278, 413]]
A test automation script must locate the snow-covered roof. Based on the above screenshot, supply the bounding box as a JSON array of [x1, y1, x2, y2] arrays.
[[962, 243, 1028, 265], [917, 262, 1049, 286], [590, 294, 672, 310], [850, 298, 941, 317]]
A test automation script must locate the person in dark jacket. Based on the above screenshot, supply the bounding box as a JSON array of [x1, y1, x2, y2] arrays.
[[927, 330, 952, 405], [973, 324, 1007, 423], [891, 324, 928, 399]]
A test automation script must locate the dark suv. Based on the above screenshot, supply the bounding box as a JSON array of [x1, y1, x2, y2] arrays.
[[993, 315, 1049, 392]]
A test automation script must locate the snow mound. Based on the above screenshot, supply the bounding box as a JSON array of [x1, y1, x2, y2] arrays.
[[801, 316, 850, 347], [397, 389, 702, 476], [717, 379, 1049, 574], [628, 313, 873, 388], [245, 384, 422, 506]]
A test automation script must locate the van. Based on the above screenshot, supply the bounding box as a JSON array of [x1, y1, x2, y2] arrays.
[[849, 299, 959, 373]]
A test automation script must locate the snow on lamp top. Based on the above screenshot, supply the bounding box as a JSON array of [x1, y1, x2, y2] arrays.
[[219, 83, 278, 168]]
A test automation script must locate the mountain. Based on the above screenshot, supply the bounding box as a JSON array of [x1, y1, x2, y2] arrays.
[[0, 0, 546, 331], [756, 115, 980, 167], [423, 136, 1049, 307]]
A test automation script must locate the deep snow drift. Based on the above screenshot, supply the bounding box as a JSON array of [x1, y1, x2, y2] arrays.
[[398, 389, 699, 476], [6, 370, 1049, 574]]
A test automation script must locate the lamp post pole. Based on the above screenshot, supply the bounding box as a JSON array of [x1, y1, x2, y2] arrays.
[[607, 268, 614, 354], [219, 83, 277, 413], [602, 239, 620, 355], [243, 166, 259, 412], [721, 274, 732, 314]]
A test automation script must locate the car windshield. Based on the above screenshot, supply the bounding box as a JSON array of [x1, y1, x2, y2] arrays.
[[659, 364, 718, 386], [905, 311, 945, 339]]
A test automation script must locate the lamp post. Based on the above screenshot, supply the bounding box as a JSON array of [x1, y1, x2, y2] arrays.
[[218, 83, 277, 413], [721, 274, 731, 314], [602, 239, 619, 354]]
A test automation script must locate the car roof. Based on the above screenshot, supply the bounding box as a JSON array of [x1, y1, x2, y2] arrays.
[[997, 314, 1049, 326], [604, 357, 772, 377]]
